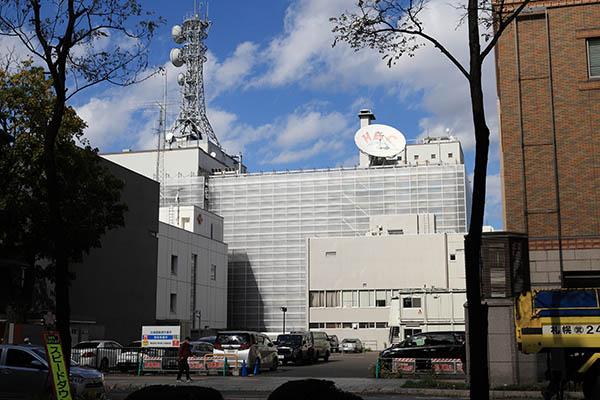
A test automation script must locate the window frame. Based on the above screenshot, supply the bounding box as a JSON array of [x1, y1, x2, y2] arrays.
[[587, 37, 600, 78]]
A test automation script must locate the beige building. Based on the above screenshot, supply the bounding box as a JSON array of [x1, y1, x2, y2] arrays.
[[307, 214, 466, 350], [156, 206, 228, 336]]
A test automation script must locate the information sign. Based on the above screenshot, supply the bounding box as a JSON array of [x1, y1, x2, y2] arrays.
[[141, 326, 180, 347]]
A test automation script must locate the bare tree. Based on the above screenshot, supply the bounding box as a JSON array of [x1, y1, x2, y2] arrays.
[[331, 0, 531, 398], [0, 0, 164, 366]]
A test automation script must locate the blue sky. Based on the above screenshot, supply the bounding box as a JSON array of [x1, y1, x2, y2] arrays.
[[2, 0, 504, 229]]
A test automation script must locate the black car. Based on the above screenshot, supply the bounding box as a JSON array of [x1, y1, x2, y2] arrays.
[[275, 333, 313, 365], [379, 331, 465, 371]]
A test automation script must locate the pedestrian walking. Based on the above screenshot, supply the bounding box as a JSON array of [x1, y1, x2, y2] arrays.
[[176, 336, 192, 382]]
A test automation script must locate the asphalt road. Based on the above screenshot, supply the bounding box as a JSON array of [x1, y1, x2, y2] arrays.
[[274, 351, 379, 377]]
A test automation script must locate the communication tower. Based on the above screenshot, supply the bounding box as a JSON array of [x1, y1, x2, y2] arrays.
[[170, 3, 220, 147]]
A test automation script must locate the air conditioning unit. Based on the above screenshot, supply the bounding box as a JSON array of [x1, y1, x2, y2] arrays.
[[352, 323, 358, 330]]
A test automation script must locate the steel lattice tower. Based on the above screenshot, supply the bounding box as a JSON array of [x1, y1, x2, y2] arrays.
[[170, 5, 220, 146]]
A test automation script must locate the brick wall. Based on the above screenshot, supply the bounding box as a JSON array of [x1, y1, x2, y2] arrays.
[[496, 1, 600, 269]]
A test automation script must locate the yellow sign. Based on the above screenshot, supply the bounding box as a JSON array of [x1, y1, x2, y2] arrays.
[[42, 332, 73, 400]]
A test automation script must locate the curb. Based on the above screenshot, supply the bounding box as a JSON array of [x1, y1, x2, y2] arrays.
[[106, 381, 584, 399]]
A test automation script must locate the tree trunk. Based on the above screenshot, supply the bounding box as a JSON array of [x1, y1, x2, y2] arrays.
[[44, 93, 72, 372], [466, 0, 491, 396]]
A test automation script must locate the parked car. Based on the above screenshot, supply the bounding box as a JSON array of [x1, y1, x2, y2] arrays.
[[0, 344, 106, 399], [116, 340, 163, 373], [327, 335, 340, 353], [379, 331, 466, 370], [191, 341, 214, 357], [275, 332, 314, 364], [72, 340, 123, 371], [213, 331, 278, 371], [196, 336, 216, 344], [341, 338, 363, 353]]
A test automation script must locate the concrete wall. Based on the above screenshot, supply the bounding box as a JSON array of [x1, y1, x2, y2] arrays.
[[159, 205, 224, 241], [487, 299, 538, 385], [156, 222, 227, 333], [308, 234, 464, 290], [70, 160, 159, 344]]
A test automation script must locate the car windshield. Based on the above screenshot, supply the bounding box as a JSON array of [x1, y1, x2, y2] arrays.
[[32, 348, 77, 367], [277, 335, 302, 345], [216, 333, 250, 345], [73, 342, 100, 349], [342, 339, 357, 343]]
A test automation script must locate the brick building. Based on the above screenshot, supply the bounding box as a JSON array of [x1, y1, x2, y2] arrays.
[[495, 0, 600, 288]]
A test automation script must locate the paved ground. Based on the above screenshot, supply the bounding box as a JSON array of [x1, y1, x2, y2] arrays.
[[275, 351, 379, 377]]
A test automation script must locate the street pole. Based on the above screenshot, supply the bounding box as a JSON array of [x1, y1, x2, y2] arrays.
[[280, 307, 287, 334]]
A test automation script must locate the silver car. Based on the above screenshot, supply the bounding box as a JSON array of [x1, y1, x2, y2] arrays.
[[72, 340, 123, 371], [341, 338, 364, 353], [0, 344, 106, 399], [213, 331, 278, 372]]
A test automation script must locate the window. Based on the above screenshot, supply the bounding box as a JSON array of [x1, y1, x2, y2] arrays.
[[6, 349, 37, 368], [210, 223, 214, 239], [448, 153, 453, 158], [376, 290, 387, 307], [342, 290, 357, 307], [376, 322, 388, 329], [404, 328, 423, 339], [325, 251, 336, 257], [211, 264, 217, 281], [310, 291, 324, 307], [403, 297, 422, 308], [414, 154, 419, 160], [170, 293, 177, 313], [388, 229, 404, 235], [170, 255, 178, 275], [326, 322, 341, 329], [450, 254, 456, 261], [588, 38, 600, 78], [431, 154, 436, 159], [309, 322, 325, 329], [359, 290, 374, 307], [326, 291, 340, 307], [342, 322, 352, 329], [359, 322, 375, 328]]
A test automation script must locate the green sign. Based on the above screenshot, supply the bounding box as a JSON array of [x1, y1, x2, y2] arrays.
[[42, 332, 73, 400]]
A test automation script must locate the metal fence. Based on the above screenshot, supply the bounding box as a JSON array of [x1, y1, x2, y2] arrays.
[[71, 346, 240, 375]]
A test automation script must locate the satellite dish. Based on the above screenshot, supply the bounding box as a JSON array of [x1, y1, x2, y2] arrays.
[[171, 25, 184, 44], [354, 124, 406, 158], [170, 48, 184, 67], [166, 132, 174, 143], [177, 73, 185, 86]]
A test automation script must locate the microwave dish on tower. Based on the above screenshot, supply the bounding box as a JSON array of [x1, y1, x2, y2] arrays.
[[169, 2, 220, 147]]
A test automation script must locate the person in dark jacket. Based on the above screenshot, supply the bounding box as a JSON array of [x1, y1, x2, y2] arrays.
[[176, 337, 192, 382]]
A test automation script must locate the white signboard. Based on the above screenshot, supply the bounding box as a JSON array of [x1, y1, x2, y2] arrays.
[[542, 324, 600, 335], [141, 326, 181, 347], [354, 124, 406, 158]]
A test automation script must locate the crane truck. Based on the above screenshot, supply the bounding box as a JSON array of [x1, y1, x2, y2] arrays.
[[515, 288, 600, 400]]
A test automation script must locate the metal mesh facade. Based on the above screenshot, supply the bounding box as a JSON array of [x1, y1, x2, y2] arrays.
[[206, 164, 470, 332]]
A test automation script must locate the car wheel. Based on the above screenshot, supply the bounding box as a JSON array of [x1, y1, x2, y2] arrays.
[[100, 358, 109, 372], [270, 356, 278, 371], [324, 351, 330, 362]]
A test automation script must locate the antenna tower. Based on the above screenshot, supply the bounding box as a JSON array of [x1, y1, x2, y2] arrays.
[[170, 3, 220, 146]]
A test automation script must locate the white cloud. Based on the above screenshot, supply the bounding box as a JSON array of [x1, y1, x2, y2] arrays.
[[204, 41, 259, 101]]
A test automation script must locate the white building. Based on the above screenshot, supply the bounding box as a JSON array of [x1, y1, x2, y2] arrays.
[[103, 109, 471, 334], [307, 214, 466, 350], [156, 206, 228, 335]]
